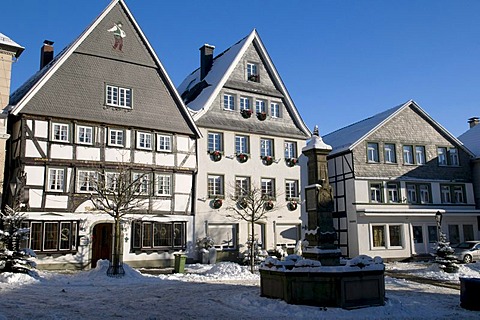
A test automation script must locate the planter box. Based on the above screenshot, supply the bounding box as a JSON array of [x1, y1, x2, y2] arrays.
[[260, 268, 385, 309]]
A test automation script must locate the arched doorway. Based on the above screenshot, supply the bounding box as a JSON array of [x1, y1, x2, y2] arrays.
[[91, 223, 113, 268]]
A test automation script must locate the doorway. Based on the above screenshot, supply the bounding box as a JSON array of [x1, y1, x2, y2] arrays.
[[91, 223, 113, 268]]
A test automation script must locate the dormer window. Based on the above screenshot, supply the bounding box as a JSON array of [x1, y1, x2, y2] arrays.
[[247, 63, 259, 82], [106, 84, 132, 108]]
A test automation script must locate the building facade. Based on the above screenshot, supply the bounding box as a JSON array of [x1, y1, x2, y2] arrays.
[[178, 30, 310, 260], [323, 100, 480, 260], [3, 0, 200, 269]]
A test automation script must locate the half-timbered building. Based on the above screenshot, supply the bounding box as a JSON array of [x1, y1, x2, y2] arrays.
[[323, 100, 480, 260], [3, 0, 200, 269], [178, 30, 310, 260]]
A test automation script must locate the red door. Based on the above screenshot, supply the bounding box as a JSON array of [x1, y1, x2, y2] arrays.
[[91, 223, 113, 268]]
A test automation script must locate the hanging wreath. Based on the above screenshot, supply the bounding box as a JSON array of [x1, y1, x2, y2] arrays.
[[262, 155, 274, 166], [265, 200, 274, 211], [286, 158, 298, 167], [257, 112, 267, 121], [209, 150, 222, 162], [212, 198, 223, 209], [287, 201, 298, 211], [240, 109, 253, 119], [237, 153, 249, 163]]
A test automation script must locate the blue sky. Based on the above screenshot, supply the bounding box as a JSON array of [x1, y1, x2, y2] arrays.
[[3, 0, 479, 137]]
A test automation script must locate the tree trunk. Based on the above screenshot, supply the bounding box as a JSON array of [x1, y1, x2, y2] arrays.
[[250, 218, 255, 273], [110, 213, 123, 275]]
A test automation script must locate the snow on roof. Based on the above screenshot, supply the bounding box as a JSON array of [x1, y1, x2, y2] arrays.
[[0, 32, 24, 57], [177, 34, 250, 112], [458, 122, 480, 158], [322, 102, 407, 154]]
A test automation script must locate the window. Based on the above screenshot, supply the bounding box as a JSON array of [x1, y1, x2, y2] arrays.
[[386, 183, 399, 203], [284, 141, 297, 159], [261, 178, 275, 199], [106, 85, 131, 108], [137, 132, 152, 150], [441, 185, 466, 204], [428, 226, 438, 243], [256, 100, 266, 113], [132, 221, 186, 249], [285, 180, 299, 199], [109, 129, 124, 147], [133, 172, 150, 195], [240, 97, 251, 111], [223, 94, 235, 110], [449, 148, 459, 166], [157, 135, 172, 152], [448, 225, 460, 245], [77, 125, 93, 145], [437, 147, 448, 165], [208, 223, 237, 249], [77, 170, 97, 193], [367, 143, 379, 163], [413, 226, 423, 244], [415, 146, 426, 165], [208, 175, 224, 198], [463, 225, 475, 241], [156, 174, 171, 196], [372, 224, 403, 248], [370, 183, 382, 203], [260, 138, 273, 157], [384, 143, 396, 163], [52, 123, 69, 142], [28, 221, 78, 252], [208, 132, 222, 152], [235, 176, 250, 197], [270, 103, 280, 118], [403, 145, 414, 164], [105, 172, 119, 191], [247, 63, 259, 82], [235, 135, 249, 154], [48, 168, 65, 192], [406, 183, 431, 204]]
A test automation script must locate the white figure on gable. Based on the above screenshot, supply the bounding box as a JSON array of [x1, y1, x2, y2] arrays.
[[108, 22, 126, 51]]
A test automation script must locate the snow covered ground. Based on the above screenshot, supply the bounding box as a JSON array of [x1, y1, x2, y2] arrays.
[[0, 260, 479, 319]]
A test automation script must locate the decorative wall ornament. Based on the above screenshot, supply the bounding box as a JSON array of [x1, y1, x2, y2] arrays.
[[107, 22, 126, 51], [240, 109, 253, 119], [261, 155, 274, 166], [257, 112, 267, 121], [237, 153, 249, 163], [286, 158, 298, 167], [208, 150, 222, 162]]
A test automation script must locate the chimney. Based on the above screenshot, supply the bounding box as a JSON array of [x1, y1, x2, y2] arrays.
[[40, 40, 54, 69], [199, 44, 215, 80], [468, 117, 479, 129]]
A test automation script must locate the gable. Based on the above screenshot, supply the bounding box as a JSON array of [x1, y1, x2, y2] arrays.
[[10, 0, 198, 136]]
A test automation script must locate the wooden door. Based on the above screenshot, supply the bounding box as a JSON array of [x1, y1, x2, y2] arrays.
[[91, 223, 113, 268]]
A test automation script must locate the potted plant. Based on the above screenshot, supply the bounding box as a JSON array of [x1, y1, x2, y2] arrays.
[[196, 236, 216, 264], [286, 158, 298, 167], [240, 109, 253, 119], [237, 153, 249, 163], [212, 198, 223, 209], [208, 150, 222, 162], [261, 155, 274, 166], [248, 74, 259, 82], [265, 200, 274, 211], [257, 112, 267, 121]]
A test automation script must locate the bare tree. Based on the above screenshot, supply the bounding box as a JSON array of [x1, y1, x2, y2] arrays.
[[89, 165, 146, 276], [225, 183, 278, 273]]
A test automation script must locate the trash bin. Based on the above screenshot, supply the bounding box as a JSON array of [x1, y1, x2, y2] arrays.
[[460, 277, 480, 310], [174, 254, 187, 273]]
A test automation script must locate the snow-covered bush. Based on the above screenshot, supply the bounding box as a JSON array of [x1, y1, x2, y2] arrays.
[[196, 236, 215, 251], [435, 232, 459, 273], [0, 206, 36, 274]]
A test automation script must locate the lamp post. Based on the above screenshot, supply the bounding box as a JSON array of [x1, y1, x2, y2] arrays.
[[435, 210, 443, 242]]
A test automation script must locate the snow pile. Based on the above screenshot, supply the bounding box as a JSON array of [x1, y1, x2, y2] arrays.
[[73, 260, 150, 284], [387, 261, 480, 281], [0, 271, 39, 285]]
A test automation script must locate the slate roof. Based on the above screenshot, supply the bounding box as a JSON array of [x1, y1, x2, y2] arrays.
[[7, 0, 200, 137], [323, 100, 473, 156], [0, 33, 24, 57], [177, 29, 310, 138], [458, 123, 480, 158]]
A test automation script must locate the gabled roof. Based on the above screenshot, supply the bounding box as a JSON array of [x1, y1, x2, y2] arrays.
[[458, 122, 480, 158], [0, 33, 24, 58], [177, 29, 310, 136], [323, 100, 474, 156], [7, 0, 200, 138]]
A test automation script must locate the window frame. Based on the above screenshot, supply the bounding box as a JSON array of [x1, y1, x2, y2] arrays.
[[367, 142, 379, 163], [47, 168, 65, 192], [369, 182, 383, 203], [255, 100, 266, 113], [136, 131, 153, 150], [223, 94, 235, 111], [235, 176, 251, 198], [108, 128, 125, 147], [261, 177, 276, 200], [208, 174, 224, 198], [270, 102, 280, 118], [239, 96, 251, 111], [384, 143, 396, 164], [132, 221, 186, 250], [406, 183, 431, 204], [27, 220, 78, 253], [157, 134, 172, 152], [156, 174, 172, 196], [133, 172, 151, 195], [106, 84, 132, 109], [246, 63, 259, 82], [371, 223, 404, 249], [440, 184, 466, 204], [76, 125, 94, 145], [403, 145, 414, 165], [208, 132, 223, 152], [77, 170, 97, 193], [51, 122, 70, 143], [285, 179, 299, 200], [284, 141, 297, 159], [386, 182, 400, 203], [235, 135, 249, 154], [260, 138, 274, 157]]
